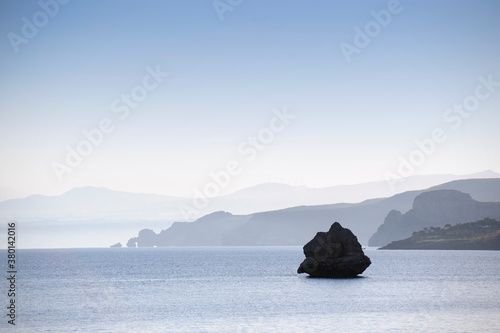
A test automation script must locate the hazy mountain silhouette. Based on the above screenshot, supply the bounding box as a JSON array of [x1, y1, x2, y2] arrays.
[[0, 187, 184, 220], [206, 170, 500, 214], [429, 177, 500, 202], [126, 178, 500, 247], [369, 189, 500, 246], [1, 171, 498, 221]]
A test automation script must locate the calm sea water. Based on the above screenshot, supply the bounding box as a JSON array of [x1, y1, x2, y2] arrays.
[[3, 247, 500, 332]]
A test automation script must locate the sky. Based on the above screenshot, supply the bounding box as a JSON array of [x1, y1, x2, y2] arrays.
[[0, 0, 499, 198]]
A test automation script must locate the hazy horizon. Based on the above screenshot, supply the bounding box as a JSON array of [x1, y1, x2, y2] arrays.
[[1, 169, 499, 200], [1, 0, 500, 199]]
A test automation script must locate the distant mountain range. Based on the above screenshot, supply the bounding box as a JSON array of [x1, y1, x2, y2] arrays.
[[215, 170, 499, 214], [1, 170, 498, 221], [369, 188, 500, 246], [125, 178, 500, 247], [0, 187, 183, 220]]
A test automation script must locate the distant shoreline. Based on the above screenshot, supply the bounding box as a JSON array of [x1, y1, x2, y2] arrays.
[[379, 218, 500, 250]]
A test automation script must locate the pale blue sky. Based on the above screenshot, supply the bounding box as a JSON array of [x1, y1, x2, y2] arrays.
[[1, 0, 499, 196]]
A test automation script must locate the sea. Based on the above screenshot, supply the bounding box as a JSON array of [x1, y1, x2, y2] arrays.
[[3, 247, 500, 332]]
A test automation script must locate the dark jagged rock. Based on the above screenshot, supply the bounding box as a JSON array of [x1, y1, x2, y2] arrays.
[[110, 242, 122, 248], [297, 222, 371, 278]]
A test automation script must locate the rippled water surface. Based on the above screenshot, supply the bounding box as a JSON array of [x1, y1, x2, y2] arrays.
[[5, 247, 500, 332]]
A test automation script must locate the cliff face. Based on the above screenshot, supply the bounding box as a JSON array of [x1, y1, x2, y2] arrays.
[[369, 190, 500, 247], [128, 211, 251, 247], [380, 218, 500, 250], [137, 229, 157, 247]]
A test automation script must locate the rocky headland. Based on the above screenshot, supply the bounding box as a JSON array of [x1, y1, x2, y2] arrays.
[[380, 218, 500, 250], [369, 190, 500, 247]]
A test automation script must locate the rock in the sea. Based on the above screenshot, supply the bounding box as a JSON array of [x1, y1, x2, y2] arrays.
[[297, 222, 371, 278], [127, 237, 138, 248], [110, 242, 122, 248], [137, 229, 157, 247], [127, 229, 157, 248]]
